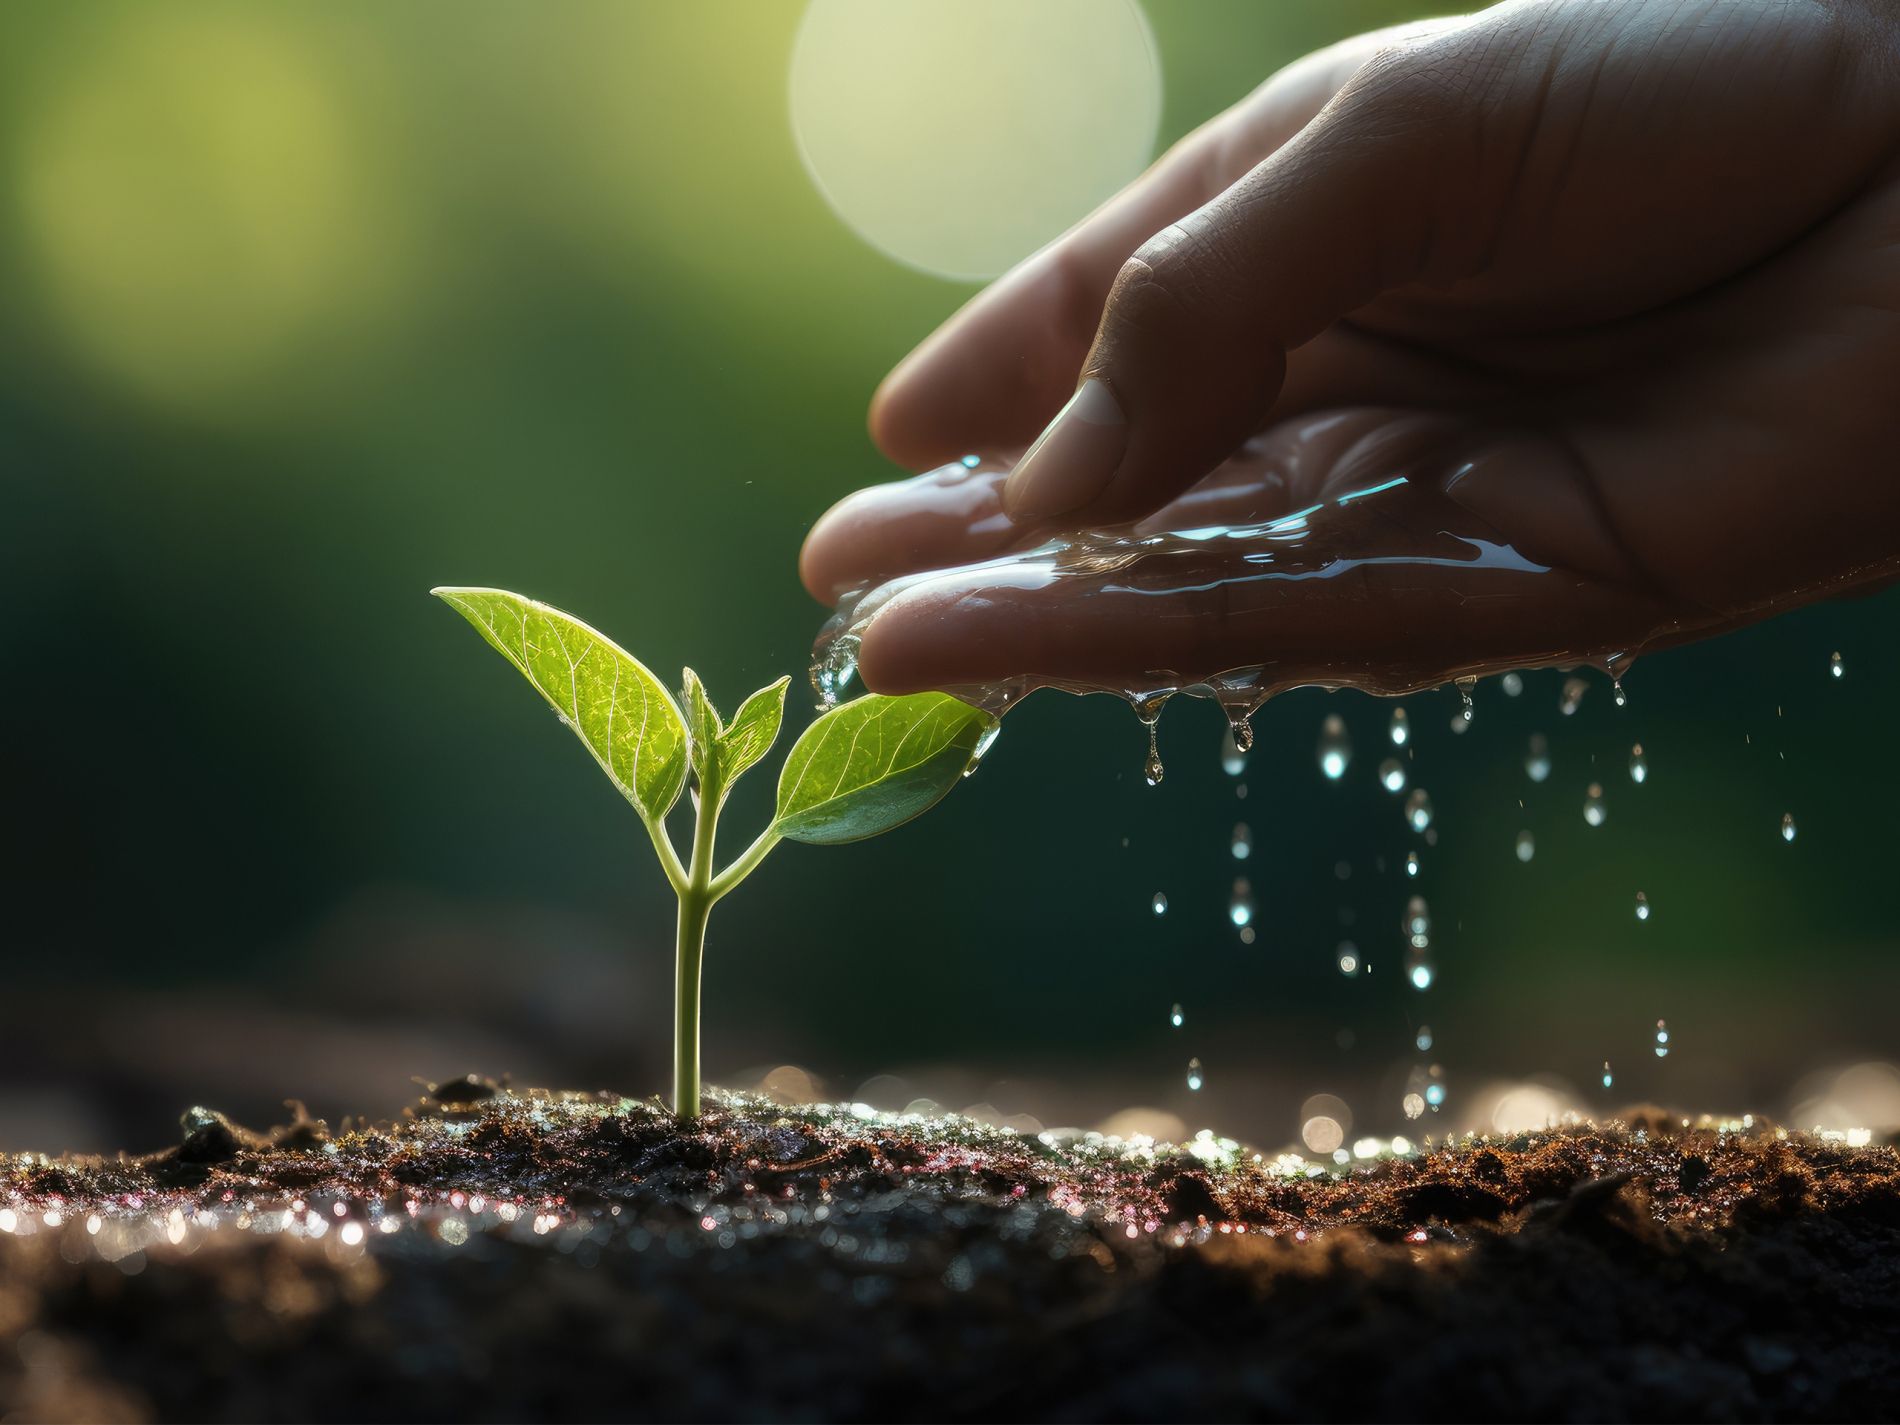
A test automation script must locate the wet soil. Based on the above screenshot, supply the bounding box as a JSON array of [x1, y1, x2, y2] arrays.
[[2, 1083, 1896, 1422]]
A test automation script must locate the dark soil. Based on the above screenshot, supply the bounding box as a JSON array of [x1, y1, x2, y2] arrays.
[[2, 1082, 1896, 1422]]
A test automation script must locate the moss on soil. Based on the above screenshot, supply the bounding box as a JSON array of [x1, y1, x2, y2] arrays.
[[2, 1082, 1896, 1421]]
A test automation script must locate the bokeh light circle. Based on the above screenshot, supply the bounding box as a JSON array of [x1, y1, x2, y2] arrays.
[[789, 0, 1162, 281]]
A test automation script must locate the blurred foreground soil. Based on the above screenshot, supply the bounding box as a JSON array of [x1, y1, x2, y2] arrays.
[[1, 1083, 1895, 1422]]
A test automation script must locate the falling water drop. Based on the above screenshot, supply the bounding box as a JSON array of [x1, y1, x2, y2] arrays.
[[1560, 676, 1589, 716], [1237, 925, 1256, 946], [1170, 1003, 1184, 1029], [1454, 675, 1476, 723], [1781, 812, 1797, 843], [1634, 890, 1650, 921], [1151, 892, 1168, 917], [1829, 651, 1844, 679], [1415, 1025, 1434, 1051], [1514, 830, 1536, 863], [1219, 725, 1247, 777], [1229, 717, 1255, 753], [1229, 878, 1254, 928], [1405, 850, 1421, 878], [1404, 788, 1434, 833], [1317, 713, 1351, 781], [1500, 672, 1524, 698], [1629, 743, 1648, 784], [1389, 707, 1410, 746], [1602, 1060, 1614, 1089], [1186, 1058, 1204, 1092], [1143, 729, 1165, 787], [1379, 758, 1408, 794], [1402, 1092, 1426, 1120], [1424, 1065, 1447, 1109], [1525, 734, 1552, 783], [1337, 942, 1360, 977], [1654, 1019, 1670, 1058], [1404, 895, 1431, 945], [1583, 782, 1607, 827], [1613, 679, 1627, 708], [1230, 823, 1252, 860], [1448, 708, 1471, 735], [1407, 955, 1435, 991]]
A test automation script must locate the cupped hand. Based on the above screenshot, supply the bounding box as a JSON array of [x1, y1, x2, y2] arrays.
[[802, 0, 1900, 697]]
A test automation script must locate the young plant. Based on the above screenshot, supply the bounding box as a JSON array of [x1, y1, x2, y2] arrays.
[[432, 587, 997, 1118]]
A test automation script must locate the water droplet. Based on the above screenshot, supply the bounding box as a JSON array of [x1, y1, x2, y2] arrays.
[[1560, 676, 1589, 716], [1454, 675, 1476, 723], [1143, 732, 1165, 786], [1424, 1065, 1447, 1108], [1583, 782, 1606, 827], [1634, 890, 1650, 921], [1525, 734, 1552, 783], [1405, 850, 1421, 878], [1780, 812, 1797, 843], [1229, 878, 1254, 928], [1237, 925, 1256, 945], [1404, 788, 1433, 832], [1448, 708, 1472, 735], [1514, 830, 1535, 863], [1654, 1018, 1670, 1058], [1151, 892, 1168, 917], [1408, 958, 1434, 991], [811, 634, 861, 709], [1186, 1058, 1204, 1092], [1229, 717, 1255, 753], [1170, 1003, 1184, 1029], [1219, 725, 1247, 777], [1230, 823, 1252, 860], [1415, 1025, 1433, 1051], [1404, 895, 1431, 944], [1133, 695, 1169, 786], [1389, 707, 1410, 746], [1378, 758, 1408, 794], [1336, 942, 1360, 977], [1629, 743, 1647, 784], [1500, 671, 1524, 698], [960, 453, 981, 469], [1829, 650, 1844, 679], [963, 721, 1001, 777], [1317, 712, 1351, 781], [1601, 1060, 1614, 1089], [1613, 679, 1627, 708]]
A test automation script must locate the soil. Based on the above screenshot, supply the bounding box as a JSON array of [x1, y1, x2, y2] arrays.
[[1, 1081, 1896, 1422]]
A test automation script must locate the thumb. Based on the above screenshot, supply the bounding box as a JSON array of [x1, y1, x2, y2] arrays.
[[1000, 41, 1486, 526]]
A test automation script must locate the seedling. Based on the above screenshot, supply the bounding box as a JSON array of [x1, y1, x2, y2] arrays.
[[432, 587, 997, 1117]]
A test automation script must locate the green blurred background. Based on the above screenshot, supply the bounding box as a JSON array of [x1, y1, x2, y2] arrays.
[[2, 0, 1895, 1155]]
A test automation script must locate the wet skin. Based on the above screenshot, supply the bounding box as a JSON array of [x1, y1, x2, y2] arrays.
[[800, 0, 1900, 699]]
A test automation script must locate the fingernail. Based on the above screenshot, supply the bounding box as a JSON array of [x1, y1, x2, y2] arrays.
[[1002, 378, 1126, 520]]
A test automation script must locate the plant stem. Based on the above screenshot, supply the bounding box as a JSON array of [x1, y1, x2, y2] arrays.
[[708, 826, 780, 903], [673, 881, 710, 1119], [673, 780, 722, 1119]]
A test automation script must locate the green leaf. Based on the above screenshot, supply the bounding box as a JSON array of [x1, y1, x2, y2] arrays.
[[773, 692, 996, 846], [681, 668, 722, 784], [717, 676, 789, 788], [433, 587, 688, 824]]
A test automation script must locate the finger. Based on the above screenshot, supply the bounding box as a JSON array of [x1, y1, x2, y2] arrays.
[[867, 20, 1458, 471], [801, 404, 1502, 603], [997, 35, 1506, 527]]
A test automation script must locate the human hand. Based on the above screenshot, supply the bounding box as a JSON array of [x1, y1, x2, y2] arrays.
[[801, 0, 1900, 700]]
